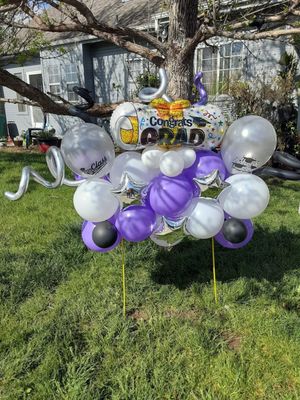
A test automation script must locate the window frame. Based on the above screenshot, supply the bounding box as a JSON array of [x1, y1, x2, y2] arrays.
[[48, 64, 62, 98], [13, 72, 27, 114], [65, 63, 79, 103], [196, 41, 245, 97]]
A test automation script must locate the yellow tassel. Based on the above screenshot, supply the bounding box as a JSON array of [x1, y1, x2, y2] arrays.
[[121, 240, 126, 318], [211, 237, 218, 305]]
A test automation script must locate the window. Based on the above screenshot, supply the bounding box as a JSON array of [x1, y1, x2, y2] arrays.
[[14, 72, 26, 112], [48, 62, 79, 102], [48, 65, 61, 96], [196, 42, 244, 96], [65, 63, 79, 102]]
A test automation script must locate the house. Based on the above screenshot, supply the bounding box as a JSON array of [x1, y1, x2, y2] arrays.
[[1, 0, 299, 136]]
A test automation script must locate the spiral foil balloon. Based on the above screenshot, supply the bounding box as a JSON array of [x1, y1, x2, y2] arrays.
[[4, 146, 84, 201]]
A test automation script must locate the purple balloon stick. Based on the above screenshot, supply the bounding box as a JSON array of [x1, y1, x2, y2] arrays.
[[193, 71, 208, 106]]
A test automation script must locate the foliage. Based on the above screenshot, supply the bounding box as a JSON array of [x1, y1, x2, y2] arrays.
[[0, 151, 300, 399], [229, 52, 299, 156], [134, 71, 160, 96], [35, 128, 56, 139]]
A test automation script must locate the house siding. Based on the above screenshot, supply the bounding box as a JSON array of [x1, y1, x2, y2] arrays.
[[3, 59, 42, 135], [40, 43, 86, 134], [2, 38, 299, 136]]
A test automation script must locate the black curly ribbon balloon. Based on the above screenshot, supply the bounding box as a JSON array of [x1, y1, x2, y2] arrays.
[[254, 151, 300, 180]]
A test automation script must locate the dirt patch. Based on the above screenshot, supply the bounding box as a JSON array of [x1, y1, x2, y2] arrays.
[[221, 331, 242, 351]]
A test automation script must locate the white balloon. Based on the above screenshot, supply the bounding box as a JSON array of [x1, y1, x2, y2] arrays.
[[176, 147, 196, 168], [141, 146, 165, 170], [221, 115, 277, 174], [185, 198, 224, 239], [218, 174, 270, 219], [61, 123, 115, 178], [159, 150, 184, 177], [73, 179, 119, 222], [110, 151, 159, 186]]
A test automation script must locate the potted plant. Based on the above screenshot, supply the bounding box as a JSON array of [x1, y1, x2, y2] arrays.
[[13, 135, 23, 147], [35, 128, 61, 153]]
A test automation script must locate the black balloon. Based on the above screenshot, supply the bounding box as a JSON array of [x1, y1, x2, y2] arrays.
[[222, 218, 248, 244], [92, 221, 118, 248]]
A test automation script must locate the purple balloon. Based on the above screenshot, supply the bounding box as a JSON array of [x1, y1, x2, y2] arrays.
[[116, 205, 157, 242], [81, 221, 122, 253], [214, 216, 254, 249], [149, 174, 194, 218], [185, 150, 227, 180]]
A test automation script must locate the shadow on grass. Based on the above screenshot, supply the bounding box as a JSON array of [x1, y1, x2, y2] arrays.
[[151, 226, 300, 290], [0, 223, 91, 304]]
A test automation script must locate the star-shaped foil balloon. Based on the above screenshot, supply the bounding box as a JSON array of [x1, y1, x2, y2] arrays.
[[111, 172, 148, 204], [151, 216, 188, 248], [193, 169, 230, 194]]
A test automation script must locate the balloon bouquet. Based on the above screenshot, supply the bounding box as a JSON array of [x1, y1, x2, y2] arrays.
[[5, 69, 277, 253]]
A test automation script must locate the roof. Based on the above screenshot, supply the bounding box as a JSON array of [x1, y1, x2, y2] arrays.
[[44, 0, 165, 43]]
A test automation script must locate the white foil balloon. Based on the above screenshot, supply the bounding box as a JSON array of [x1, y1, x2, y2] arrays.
[[221, 115, 277, 174], [160, 150, 184, 177], [61, 123, 115, 178], [218, 174, 270, 219], [110, 151, 159, 186], [141, 146, 165, 170], [73, 179, 119, 222], [176, 147, 196, 168], [185, 198, 224, 239]]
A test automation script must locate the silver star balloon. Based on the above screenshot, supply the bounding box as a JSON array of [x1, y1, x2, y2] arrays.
[[193, 169, 230, 193], [110, 172, 148, 204], [151, 216, 188, 248]]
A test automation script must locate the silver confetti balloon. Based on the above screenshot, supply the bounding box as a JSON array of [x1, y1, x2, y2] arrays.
[[221, 115, 277, 174]]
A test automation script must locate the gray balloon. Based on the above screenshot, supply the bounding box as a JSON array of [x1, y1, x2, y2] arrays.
[[221, 115, 277, 174], [61, 123, 115, 178]]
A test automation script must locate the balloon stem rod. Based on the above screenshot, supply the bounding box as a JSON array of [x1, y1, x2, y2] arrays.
[[211, 237, 218, 305], [121, 240, 126, 318]]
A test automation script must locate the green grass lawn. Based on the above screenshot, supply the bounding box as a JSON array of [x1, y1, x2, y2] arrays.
[[0, 150, 300, 400]]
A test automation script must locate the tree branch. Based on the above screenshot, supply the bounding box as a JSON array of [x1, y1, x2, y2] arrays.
[[215, 27, 300, 40], [0, 67, 70, 115], [0, 68, 126, 118], [0, 97, 39, 107], [6, 20, 165, 66]]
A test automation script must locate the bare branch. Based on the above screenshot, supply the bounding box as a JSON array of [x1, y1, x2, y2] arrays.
[[47, 92, 71, 105], [0, 97, 39, 107], [215, 27, 300, 41]]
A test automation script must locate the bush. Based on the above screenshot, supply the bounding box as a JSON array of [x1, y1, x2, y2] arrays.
[[229, 52, 299, 157]]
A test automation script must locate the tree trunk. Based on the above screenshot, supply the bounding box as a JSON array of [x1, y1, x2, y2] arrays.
[[165, 0, 199, 100], [165, 52, 195, 100]]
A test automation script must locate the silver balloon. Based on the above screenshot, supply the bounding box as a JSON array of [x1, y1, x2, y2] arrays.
[[47, 153, 86, 187], [193, 169, 230, 193], [138, 68, 170, 102], [5, 146, 65, 201], [221, 115, 277, 174], [151, 216, 187, 248], [110, 172, 148, 205], [61, 123, 115, 178]]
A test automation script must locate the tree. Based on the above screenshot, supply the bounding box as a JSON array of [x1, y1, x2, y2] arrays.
[[0, 0, 300, 119]]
